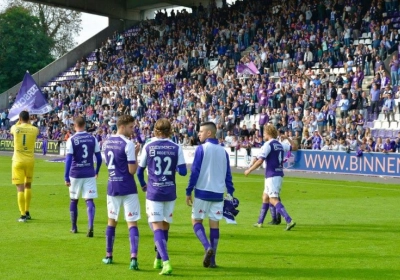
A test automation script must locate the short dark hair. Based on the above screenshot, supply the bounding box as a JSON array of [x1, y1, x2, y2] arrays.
[[200, 121, 217, 135], [19, 111, 29, 121], [117, 115, 134, 127], [74, 116, 86, 128]]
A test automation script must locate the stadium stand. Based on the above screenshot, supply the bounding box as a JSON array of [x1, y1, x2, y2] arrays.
[[1, 0, 400, 153]]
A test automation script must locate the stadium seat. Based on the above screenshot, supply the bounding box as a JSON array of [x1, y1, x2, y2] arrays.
[[384, 129, 393, 138], [358, 39, 365, 45], [364, 38, 372, 45], [373, 120, 382, 129], [395, 113, 400, 121], [378, 114, 385, 121], [361, 33, 368, 39], [353, 40, 359, 45], [378, 129, 386, 137], [244, 114, 250, 121], [390, 122, 398, 129], [381, 121, 390, 129]]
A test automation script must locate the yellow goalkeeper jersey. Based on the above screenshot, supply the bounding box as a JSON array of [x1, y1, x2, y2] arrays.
[[10, 123, 39, 162]]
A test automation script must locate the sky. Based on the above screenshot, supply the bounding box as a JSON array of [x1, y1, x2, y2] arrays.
[[76, 13, 108, 45]]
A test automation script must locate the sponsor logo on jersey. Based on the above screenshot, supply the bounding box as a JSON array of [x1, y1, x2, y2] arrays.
[[160, 176, 167, 182], [199, 209, 203, 213], [109, 210, 116, 215], [216, 211, 221, 215], [89, 190, 96, 193], [169, 213, 173, 217], [109, 171, 116, 177], [151, 212, 160, 216]]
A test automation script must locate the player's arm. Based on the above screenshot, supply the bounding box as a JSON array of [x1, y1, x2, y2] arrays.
[[64, 139, 74, 186], [177, 145, 187, 176], [244, 143, 270, 176], [224, 151, 234, 196], [94, 138, 102, 177], [281, 135, 297, 151], [137, 144, 148, 191], [186, 145, 204, 206], [127, 142, 141, 175]]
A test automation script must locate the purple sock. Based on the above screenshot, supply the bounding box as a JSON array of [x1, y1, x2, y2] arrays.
[[70, 200, 78, 230], [193, 223, 211, 250], [163, 229, 169, 240], [154, 229, 169, 261], [106, 226, 115, 256], [275, 202, 292, 223], [269, 203, 277, 220], [129, 226, 139, 258], [210, 228, 219, 264], [156, 229, 169, 259], [257, 203, 269, 224], [86, 199, 95, 230]]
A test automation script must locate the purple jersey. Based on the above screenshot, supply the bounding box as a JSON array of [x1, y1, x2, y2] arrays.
[[139, 138, 185, 201], [257, 139, 290, 178], [66, 132, 100, 178], [103, 135, 138, 196]]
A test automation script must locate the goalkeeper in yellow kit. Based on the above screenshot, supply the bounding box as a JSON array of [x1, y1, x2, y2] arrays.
[[10, 111, 39, 222]]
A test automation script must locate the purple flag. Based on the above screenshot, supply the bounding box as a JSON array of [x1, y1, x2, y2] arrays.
[[236, 62, 259, 75], [247, 61, 260, 74], [8, 72, 52, 121]]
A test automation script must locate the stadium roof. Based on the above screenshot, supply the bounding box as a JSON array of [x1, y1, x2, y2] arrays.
[[23, 0, 194, 19]]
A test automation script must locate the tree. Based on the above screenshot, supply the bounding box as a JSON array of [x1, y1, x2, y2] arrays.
[[6, 0, 82, 58], [0, 6, 54, 93]]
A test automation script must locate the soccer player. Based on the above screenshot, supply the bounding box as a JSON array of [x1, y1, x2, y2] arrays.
[[64, 116, 102, 237], [244, 124, 296, 230], [186, 121, 235, 268], [267, 132, 297, 225], [102, 115, 141, 270], [137, 118, 187, 275], [11, 111, 39, 222]]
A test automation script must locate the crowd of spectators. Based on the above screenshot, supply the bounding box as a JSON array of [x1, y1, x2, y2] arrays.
[[1, 0, 400, 154]]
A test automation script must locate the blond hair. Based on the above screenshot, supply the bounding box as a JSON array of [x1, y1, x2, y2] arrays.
[[264, 124, 278, 139]]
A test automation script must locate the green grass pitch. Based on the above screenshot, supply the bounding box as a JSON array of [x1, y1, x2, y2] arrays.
[[0, 155, 399, 280]]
